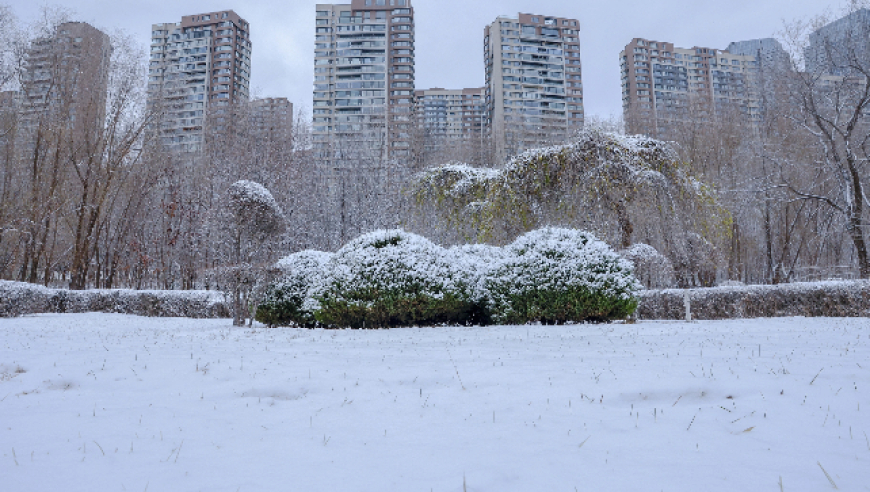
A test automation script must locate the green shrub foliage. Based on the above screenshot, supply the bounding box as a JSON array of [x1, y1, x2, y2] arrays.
[[257, 228, 640, 328], [315, 230, 477, 328], [255, 250, 331, 327], [485, 228, 640, 324]]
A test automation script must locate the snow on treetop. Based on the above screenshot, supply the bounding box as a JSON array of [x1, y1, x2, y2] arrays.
[[414, 129, 695, 210], [620, 243, 663, 261], [228, 180, 282, 212]]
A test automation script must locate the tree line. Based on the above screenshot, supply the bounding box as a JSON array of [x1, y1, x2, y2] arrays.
[[0, 3, 868, 292]]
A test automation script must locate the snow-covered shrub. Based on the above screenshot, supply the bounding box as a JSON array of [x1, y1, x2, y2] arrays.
[[315, 230, 477, 328], [441, 243, 507, 325], [485, 228, 641, 324], [0, 280, 229, 318], [255, 250, 333, 327], [637, 280, 870, 320], [619, 243, 675, 289]]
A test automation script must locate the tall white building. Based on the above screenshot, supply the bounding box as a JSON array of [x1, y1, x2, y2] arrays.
[[147, 10, 252, 153], [313, 0, 415, 162], [484, 13, 583, 163]]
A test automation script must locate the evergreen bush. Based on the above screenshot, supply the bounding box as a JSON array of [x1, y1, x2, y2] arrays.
[[255, 250, 332, 327], [257, 227, 640, 328], [485, 228, 640, 324], [314, 230, 478, 328]]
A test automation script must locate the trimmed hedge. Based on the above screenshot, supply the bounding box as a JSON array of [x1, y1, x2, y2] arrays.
[[637, 280, 870, 320], [0, 281, 229, 318]]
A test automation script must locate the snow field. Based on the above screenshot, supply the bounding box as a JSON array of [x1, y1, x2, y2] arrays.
[[1, 314, 868, 491]]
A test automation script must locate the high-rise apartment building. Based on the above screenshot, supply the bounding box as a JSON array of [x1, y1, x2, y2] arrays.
[[806, 8, 870, 75], [19, 22, 112, 143], [147, 10, 252, 152], [250, 97, 293, 143], [413, 87, 485, 161], [620, 37, 787, 138], [313, 0, 415, 161], [484, 13, 583, 163]]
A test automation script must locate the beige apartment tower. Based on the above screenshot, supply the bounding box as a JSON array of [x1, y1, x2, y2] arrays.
[[147, 10, 252, 152], [313, 0, 414, 162], [484, 13, 583, 163], [620, 37, 787, 138], [413, 87, 485, 164]]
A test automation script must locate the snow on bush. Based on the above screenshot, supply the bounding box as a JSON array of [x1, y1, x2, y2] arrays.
[[255, 250, 334, 327], [619, 243, 676, 289], [0, 281, 229, 318], [315, 230, 477, 328], [637, 280, 870, 320], [258, 228, 641, 328], [485, 228, 641, 324]]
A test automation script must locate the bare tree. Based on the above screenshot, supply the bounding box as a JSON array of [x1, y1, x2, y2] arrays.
[[776, 2, 870, 278]]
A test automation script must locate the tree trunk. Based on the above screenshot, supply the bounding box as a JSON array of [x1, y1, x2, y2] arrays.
[[848, 216, 870, 278], [233, 227, 243, 326]]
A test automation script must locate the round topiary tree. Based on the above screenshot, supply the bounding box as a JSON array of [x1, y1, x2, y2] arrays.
[[219, 180, 286, 326], [316, 229, 475, 328], [485, 227, 641, 324]]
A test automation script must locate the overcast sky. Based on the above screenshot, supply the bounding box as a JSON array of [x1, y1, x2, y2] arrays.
[[13, 0, 837, 118]]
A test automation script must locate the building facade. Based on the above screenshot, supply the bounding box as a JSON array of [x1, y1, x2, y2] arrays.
[[484, 13, 583, 163], [806, 8, 870, 76], [147, 10, 252, 152], [19, 22, 112, 144], [250, 97, 293, 143], [620, 37, 787, 138], [413, 87, 485, 163], [313, 0, 415, 162]]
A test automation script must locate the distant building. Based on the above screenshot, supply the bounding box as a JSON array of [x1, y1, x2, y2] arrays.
[[805, 8, 870, 75], [484, 13, 583, 163], [313, 0, 415, 162], [147, 10, 252, 153], [413, 87, 485, 162], [727, 38, 791, 72], [250, 97, 293, 144], [18, 22, 112, 144], [0, 90, 19, 161], [620, 37, 789, 138]]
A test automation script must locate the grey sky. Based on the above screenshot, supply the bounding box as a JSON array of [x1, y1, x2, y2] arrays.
[[13, 0, 836, 118]]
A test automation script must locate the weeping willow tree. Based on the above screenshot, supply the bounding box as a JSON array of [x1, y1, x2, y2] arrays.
[[410, 130, 730, 287]]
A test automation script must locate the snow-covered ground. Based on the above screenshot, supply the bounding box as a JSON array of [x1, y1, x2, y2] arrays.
[[1, 314, 868, 491]]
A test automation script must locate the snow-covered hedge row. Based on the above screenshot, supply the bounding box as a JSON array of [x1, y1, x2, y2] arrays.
[[256, 227, 640, 328], [0, 281, 230, 318], [637, 280, 870, 320]]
